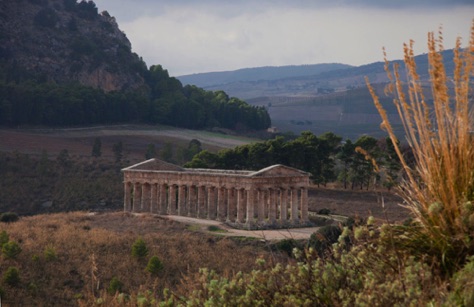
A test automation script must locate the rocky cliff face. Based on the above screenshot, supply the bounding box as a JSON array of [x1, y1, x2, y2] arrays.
[[0, 0, 146, 92]]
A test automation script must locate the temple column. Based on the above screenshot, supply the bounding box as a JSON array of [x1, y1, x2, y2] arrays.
[[141, 183, 151, 212], [168, 185, 177, 215], [300, 187, 309, 222], [197, 186, 207, 218], [257, 189, 265, 222], [280, 189, 288, 222], [236, 188, 246, 223], [217, 187, 226, 221], [159, 184, 167, 214], [268, 189, 277, 223], [207, 187, 216, 219], [246, 188, 256, 226], [188, 185, 197, 217], [124, 182, 132, 212], [133, 182, 141, 212], [264, 190, 270, 219], [227, 188, 236, 222], [178, 185, 186, 216], [150, 183, 158, 213], [291, 188, 299, 222]]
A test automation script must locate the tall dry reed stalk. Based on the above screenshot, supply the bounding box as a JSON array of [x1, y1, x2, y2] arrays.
[[366, 21, 474, 272]]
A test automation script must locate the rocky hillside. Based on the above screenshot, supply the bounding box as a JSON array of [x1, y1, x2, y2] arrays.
[[0, 0, 146, 92]]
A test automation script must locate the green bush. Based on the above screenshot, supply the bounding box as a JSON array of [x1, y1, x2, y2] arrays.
[[146, 256, 164, 276], [0, 230, 9, 247], [318, 208, 331, 215], [131, 238, 148, 259], [343, 216, 365, 229], [207, 225, 222, 232], [3, 266, 20, 286], [273, 239, 303, 257], [308, 225, 342, 256], [0, 212, 19, 223], [446, 256, 474, 306], [2, 241, 22, 259], [107, 276, 123, 294], [43, 246, 57, 261]]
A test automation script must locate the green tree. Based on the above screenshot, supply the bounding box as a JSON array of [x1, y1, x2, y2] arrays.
[[57, 149, 70, 168], [36, 149, 51, 176], [3, 266, 20, 287], [160, 142, 173, 163], [107, 277, 123, 294], [0, 230, 9, 247], [2, 241, 21, 259], [146, 256, 164, 276], [91, 137, 102, 157], [0, 212, 19, 223], [43, 246, 57, 261], [381, 137, 401, 191], [187, 139, 202, 159], [317, 132, 342, 186], [351, 135, 380, 190], [337, 140, 355, 189], [145, 144, 156, 160], [131, 238, 148, 259], [112, 141, 123, 163], [185, 150, 220, 169]]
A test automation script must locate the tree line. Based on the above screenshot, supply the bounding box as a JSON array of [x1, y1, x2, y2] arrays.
[[185, 131, 408, 190], [0, 64, 270, 131]]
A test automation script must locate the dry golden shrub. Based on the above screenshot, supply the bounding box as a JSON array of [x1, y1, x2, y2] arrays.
[[366, 21, 474, 272]]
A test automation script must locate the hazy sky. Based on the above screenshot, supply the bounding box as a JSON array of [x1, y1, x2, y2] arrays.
[[93, 0, 473, 76]]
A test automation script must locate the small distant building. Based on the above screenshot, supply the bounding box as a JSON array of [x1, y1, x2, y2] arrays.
[[122, 158, 310, 229]]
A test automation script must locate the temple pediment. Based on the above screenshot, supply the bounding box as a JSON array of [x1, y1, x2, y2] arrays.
[[250, 165, 309, 177], [123, 159, 185, 172]]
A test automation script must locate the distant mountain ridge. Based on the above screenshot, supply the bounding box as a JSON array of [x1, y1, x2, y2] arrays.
[[178, 63, 353, 88], [176, 50, 457, 140], [177, 50, 455, 100]]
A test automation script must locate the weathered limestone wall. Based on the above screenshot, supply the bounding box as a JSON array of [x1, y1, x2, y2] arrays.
[[122, 159, 310, 229]]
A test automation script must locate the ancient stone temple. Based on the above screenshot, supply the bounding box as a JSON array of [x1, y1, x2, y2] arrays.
[[122, 159, 310, 229]]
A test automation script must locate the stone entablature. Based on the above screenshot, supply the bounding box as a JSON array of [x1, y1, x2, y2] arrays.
[[122, 158, 310, 229]]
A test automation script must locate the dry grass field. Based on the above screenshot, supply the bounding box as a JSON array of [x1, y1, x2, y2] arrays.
[[0, 211, 288, 306]]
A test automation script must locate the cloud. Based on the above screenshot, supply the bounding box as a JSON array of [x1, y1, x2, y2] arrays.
[[93, 1, 474, 76], [94, 0, 473, 21]]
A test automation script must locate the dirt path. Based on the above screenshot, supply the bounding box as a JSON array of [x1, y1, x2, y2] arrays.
[[162, 214, 319, 240]]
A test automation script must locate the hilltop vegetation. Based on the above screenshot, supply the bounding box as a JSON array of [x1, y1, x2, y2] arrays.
[[0, 0, 270, 132]]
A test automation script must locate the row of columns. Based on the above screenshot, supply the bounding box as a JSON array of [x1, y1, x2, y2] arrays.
[[124, 182, 309, 226]]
